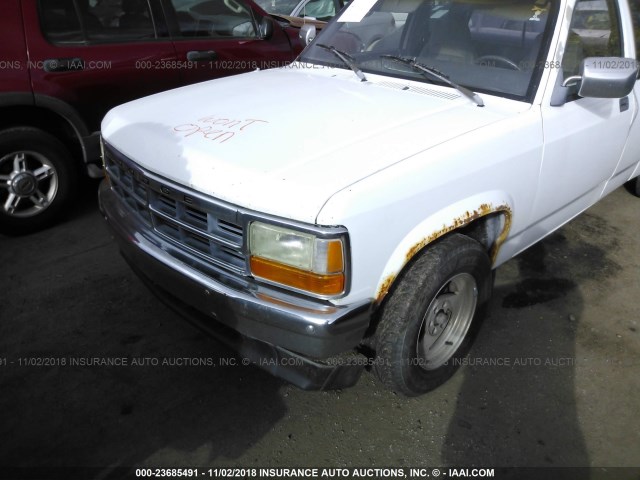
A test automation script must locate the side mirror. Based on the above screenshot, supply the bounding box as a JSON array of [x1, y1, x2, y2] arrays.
[[259, 16, 274, 40], [299, 24, 317, 46], [564, 57, 638, 99]]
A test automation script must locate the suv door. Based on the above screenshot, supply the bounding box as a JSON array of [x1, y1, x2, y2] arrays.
[[163, 0, 295, 85], [22, 0, 182, 133]]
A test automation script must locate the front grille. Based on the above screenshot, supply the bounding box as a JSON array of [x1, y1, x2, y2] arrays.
[[104, 145, 247, 275]]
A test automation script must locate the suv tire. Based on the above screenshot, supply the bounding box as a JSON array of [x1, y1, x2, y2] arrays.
[[0, 127, 77, 235]]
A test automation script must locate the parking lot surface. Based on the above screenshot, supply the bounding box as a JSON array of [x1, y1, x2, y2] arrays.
[[1, 181, 639, 474]]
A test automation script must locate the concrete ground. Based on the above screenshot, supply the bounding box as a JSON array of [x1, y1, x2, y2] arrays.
[[1, 180, 639, 476]]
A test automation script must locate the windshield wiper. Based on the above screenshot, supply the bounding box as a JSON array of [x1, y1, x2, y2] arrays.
[[381, 55, 484, 107], [317, 44, 367, 82]]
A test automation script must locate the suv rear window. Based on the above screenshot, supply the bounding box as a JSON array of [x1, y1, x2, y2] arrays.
[[38, 0, 157, 44]]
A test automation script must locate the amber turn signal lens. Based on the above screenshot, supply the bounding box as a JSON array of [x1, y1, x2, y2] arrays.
[[250, 256, 345, 296], [324, 239, 344, 274]]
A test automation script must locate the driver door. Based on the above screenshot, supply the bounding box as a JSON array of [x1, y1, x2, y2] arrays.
[[532, 0, 635, 224]]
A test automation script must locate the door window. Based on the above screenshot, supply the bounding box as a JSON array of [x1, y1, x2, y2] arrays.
[[38, 0, 157, 44], [252, 0, 299, 16], [298, 0, 338, 21], [561, 0, 622, 79], [628, 0, 640, 61], [170, 0, 258, 38]]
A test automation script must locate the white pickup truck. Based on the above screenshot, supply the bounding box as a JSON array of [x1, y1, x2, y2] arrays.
[[100, 0, 640, 396]]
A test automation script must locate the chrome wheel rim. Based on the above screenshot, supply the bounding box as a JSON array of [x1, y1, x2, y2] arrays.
[[416, 272, 478, 370], [0, 150, 58, 218]]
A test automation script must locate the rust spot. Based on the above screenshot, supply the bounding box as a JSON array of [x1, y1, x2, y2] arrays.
[[404, 205, 492, 262], [376, 274, 396, 305], [375, 203, 512, 304], [490, 208, 512, 264]]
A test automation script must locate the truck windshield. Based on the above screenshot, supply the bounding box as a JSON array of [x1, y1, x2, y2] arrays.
[[299, 0, 558, 101]]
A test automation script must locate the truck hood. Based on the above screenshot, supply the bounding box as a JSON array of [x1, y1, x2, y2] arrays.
[[102, 66, 513, 224]]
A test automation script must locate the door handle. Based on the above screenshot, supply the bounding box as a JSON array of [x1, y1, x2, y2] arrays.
[[620, 96, 630, 112], [186, 50, 217, 62], [43, 58, 84, 72]]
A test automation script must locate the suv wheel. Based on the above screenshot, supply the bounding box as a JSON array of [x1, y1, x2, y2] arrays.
[[0, 127, 77, 235]]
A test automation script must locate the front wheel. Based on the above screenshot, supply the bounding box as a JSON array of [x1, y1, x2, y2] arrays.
[[373, 233, 492, 396], [0, 127, 78, 235]]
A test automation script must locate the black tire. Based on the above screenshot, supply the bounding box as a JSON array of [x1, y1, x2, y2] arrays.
[[373, 233, 492, 396], [0, 127, 78, 235], [626, 176, 640, 197]]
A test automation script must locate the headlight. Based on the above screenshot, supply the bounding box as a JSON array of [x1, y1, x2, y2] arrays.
[[249, 221, 346, 296]]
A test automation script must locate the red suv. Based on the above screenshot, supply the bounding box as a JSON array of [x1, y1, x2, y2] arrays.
[[1, 0, 300, 234]]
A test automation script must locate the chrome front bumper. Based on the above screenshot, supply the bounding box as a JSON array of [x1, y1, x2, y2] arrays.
[[99, 181, 373, 389]]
